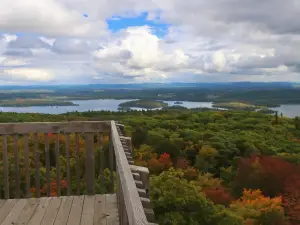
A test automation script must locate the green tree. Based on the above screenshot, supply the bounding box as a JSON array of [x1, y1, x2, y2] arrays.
[[150, 169, 243, 225]]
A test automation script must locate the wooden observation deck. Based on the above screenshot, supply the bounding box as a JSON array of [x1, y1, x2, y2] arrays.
[[0, 121, 156, 225]]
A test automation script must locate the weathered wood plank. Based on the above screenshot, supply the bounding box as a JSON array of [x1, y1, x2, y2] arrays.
[[93, 195, 106, 225], [24, 134, 30, 198], [2, 135, 9, 199], [98, 133, 104, 190], [0, 199, 17, 224], [110, 121, 148, 225], [75, 133, 80, 195], [109, 131, 114, 193], [67, 195, 84, 225], [65, 134, 71, 196], [41, 197, 62, 225], [53, 196, 74, 225], [28, 197, 52, 225], [56, 135, 61, 197], [0, 200, 6, 209], [15, 198, 39, 225], [13, 135, 21, 198], [80, 195, 95, 225], [1, 199, 27, 225], [44, 134, 51, 197], [85, 133, 95, 195], [34, 133, 41, 198], [0, 121, 110, 135], [106, 194, 119, 225]]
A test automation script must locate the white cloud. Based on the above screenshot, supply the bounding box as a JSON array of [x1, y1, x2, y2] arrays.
[[94, 26, 189, 80], [0, 0, 299, 84], [2, 68, 53, 81]]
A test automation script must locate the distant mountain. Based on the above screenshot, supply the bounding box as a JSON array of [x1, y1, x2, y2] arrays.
[[0, 82, 297, 90]]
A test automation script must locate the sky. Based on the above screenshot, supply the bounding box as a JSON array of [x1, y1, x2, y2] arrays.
[[0, 0, 300, 85]]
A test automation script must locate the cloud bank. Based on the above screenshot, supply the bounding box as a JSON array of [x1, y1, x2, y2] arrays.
[[0, 0, 299, 84]]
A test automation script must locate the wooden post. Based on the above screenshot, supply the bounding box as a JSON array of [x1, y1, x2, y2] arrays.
[[2, 135, 9, 199], [75, 133, 80, 195], [44, 134, 51, 197], [65, 133, 71, 196], [56, 134, 61, 197], [23, 135, 30, 198], [34, 133, 41, 198], [98, 133, 104, 191], [85, 133, 95, 195], [13, 135, 20, 198], [109, 131, 115, 193]]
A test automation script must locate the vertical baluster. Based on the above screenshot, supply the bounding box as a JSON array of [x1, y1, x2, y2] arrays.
[[44, 134, 51, 197], [13, 135, 20, 198], [56, 134, 61, 197], [109, 131, 115, 193], [98, 133, 104, 191], [34, 133, 41, 198], [85, 133, 95, 195], [75, 133, 80, 195], [2, 135, 9, 199], [23, 134, 30, 198], [65, 133, 71, 196], [117, 172, 122, 224]]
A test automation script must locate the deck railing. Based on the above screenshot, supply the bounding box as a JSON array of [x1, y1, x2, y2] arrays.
[[0, 121, 156, 225]]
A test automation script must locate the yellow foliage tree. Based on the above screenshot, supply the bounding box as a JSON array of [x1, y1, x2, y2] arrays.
[[230, 189, 286, 225]]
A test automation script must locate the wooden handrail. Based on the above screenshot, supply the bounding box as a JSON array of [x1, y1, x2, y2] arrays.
[[0, 121, 109, 198], [0, 121, 111, 134], [110, 121, 149, 225], [0, 121, 155, 224]]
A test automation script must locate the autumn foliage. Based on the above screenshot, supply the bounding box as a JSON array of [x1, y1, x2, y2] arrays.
[[230, 189, 286, 225], [149, 153, 172, 174], [234, 156, 300, 197], [283, 175, 300, 224], [203, 186, 232, 206]]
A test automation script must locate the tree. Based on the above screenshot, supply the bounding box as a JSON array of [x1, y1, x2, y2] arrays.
[[150, 169, 243, 225], [233, 156, 300, 197], [154, 140, 181, 160], [274, 111, 279, 125], [230, 189, 286, 225], [203, 187, 232, 206], [132, 127, 148, 148], [195, 145, 218, 173], [295, 117, 300, 130], [283, 175, 300, 224]]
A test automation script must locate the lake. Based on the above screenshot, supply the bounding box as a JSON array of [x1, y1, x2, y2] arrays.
[[0, 99, 214, 114], [0, 99, 299, 118], [271, 105, 300, 118]]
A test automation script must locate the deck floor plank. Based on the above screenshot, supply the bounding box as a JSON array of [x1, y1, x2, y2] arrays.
[[80, 195, 95, 225], [93, 195, 106, 225], [1, 199, 27, 225], [53, 196, 74, 225], [41, 197, 62, 225], [106, 194, 119, 225], [0, 199, 17, 224], [28, 197, 52, 225], [16, 198, 40, 225], [66, 195, 85, 225], [0, 194, 119, 225]]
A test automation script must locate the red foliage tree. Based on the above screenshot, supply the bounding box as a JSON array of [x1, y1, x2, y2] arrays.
[[283, 175, 300, 224], [203, 186, 232, 206], [234, 156, 300, 197], [175, 157, 190, 169], [158, 153, 172, 168]]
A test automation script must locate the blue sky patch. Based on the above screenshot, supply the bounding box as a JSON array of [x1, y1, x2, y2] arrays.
[[107, 12, 169, 38]]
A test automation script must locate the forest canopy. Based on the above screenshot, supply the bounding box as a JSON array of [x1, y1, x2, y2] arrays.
[[0, 109, 300, 224]]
